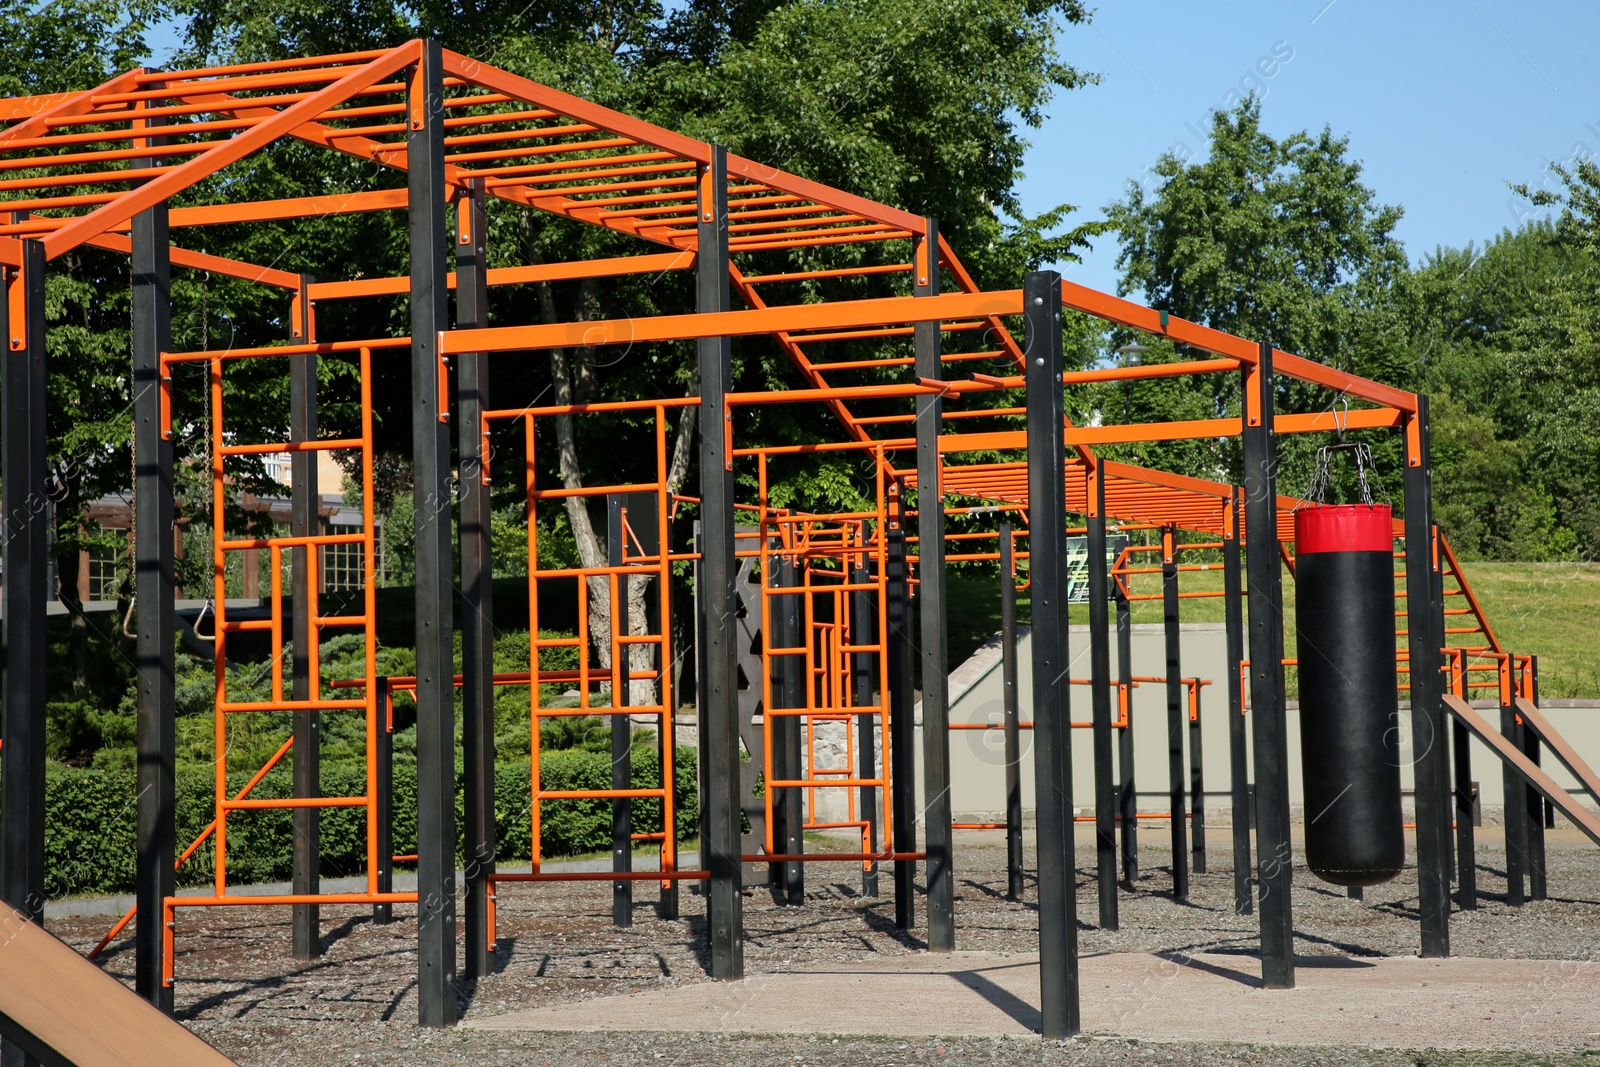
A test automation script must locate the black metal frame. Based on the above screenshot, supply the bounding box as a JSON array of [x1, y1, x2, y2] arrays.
[[999, 524, 1024, 901], [1024, 270, 1079, 1039], [457, 177, 496, 977], [1242, 342, 1294, 989], [1223, 488, 1252, 916], [1161, 527, 1189, 899], [1086, 468, 1118, 929], [1403, 397, 1450, 958], [697, 145, 743, 980], [914, 218, 955, 952], [409, 40, 458, 1027]]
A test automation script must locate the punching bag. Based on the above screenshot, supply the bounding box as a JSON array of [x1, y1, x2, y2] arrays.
[[1294, 503, 1405, 887]]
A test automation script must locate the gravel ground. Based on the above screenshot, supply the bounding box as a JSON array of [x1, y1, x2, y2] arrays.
[[49, 835, 1600, 1066]]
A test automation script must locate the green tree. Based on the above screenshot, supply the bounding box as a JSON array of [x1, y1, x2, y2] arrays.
[[1106, 97, 1413, 499]]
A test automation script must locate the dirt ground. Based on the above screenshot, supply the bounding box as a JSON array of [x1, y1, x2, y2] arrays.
[[50, 832, 1600, 1067]]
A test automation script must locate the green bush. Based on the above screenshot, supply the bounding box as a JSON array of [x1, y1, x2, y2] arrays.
[[38, 746, 698, 900]]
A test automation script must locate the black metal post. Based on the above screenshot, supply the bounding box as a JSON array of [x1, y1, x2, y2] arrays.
[[885, 496, 917, 930], [852, 557, 881, 898], [776, 556, 804, 904], [1224, 490, 1252, 916], [1242, 343, 1294, 989], [1452, 699, 1477, 909], [697, 146, 743, 980], [1024, 270, 1079, 1039], [999, 525, 1024, 902], [290, 317, 321, 961], [128, 159, 175, 1011], [1500, 664, 1527, 908], [1116, 583, 1137, 885], [1403, 397, 1450, 957], [1190, 690, 1206, 876], [0, 244, 46, 1067], [1524, 658, 1547, 900], [457, 178, 495, 977], [1161, 527, 1188, 899], [409, 40, 457, 1027], [608, 495, 635, 927], [914, 218, 955, 951], [374, 678, 394, 924], [1086, 470, 1117, 929]]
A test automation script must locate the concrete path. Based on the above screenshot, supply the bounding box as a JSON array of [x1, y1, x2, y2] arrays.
[[463, 950, 1600, 1049]]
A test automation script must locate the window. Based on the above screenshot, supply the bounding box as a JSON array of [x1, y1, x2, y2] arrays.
[[87, 533, 125, 600], [322, 537, 365, 592]]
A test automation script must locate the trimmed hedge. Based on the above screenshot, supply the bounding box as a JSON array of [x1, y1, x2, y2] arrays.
[[40, 746, 698, 899]]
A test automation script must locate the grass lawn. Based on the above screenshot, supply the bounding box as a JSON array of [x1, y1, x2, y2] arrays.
[[949, 560, 1600, 699]]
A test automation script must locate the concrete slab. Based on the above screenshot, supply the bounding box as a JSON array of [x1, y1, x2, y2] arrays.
[[462, 950, 1600, 1049]]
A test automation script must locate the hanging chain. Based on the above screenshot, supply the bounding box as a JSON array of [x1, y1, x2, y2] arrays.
[[1296, 397, 1390, 510]]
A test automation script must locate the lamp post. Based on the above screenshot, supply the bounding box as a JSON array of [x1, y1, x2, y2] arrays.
[[1116, 341, 1146, 425]]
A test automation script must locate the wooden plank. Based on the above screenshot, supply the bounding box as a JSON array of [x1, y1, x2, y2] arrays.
[[1516, 697, 1600, 807], [0, 901, 237, 1066], [1444, 694, 1600, 847]]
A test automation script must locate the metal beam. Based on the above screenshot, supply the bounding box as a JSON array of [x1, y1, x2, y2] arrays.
[[1025, 270, 1079, 1039], [290, 288, 321, 961], [776, 556, 805, 904], [128, 146, 175, 1012], [885, 494, 917, 930], [1000, 526, 1024, 902], [1404, 396, 1450, 958], [2, 239, 49, 1041], [1086, 469, 1117, 929], [852, 556, 880, 898], [608, 495, 635, 928], [1224, 490, 1252, 916], [1242, 343, 1294, 989], [457, 178, 496, 978], [1116, 582, 1137, 885], [1162, 527, 1188, 899], [914, 218, 954, 952], [409, 40, 458, 1028], [697, 145, 743, 981]]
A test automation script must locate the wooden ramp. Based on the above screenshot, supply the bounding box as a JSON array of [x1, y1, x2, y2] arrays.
[[1515, 696, 1600, 807], [1443, 694, 1600, 847], [0, 902, 235, 1067]]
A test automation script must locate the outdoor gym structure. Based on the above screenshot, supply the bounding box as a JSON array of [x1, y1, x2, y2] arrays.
[[1, 40, 1599, 1056]]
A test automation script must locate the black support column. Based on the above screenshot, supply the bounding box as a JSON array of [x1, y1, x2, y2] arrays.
[[374, 677, 394, 924], [1242, 342, 1294, 989], [2, 238, 49, 1019], [409, 40, 457, 1027], [1224, 489, 1252, 916], [775, 556, 804, 905], [697, 146, 743, 980], [1025, 270, 1079, 1039], [456, 178, 495, 978], [608, 496, 635, 927], [1499, 667, 1526, 907], [1452, 655, 1477, 909], [1086, 468, 1118, 929], [852, 556, 880, 898], [999, 525, 1024, 901], [914, 218, 954, 952], [1525, 657, 1547, 900], [290, 317, 321, 961], [128, 168, 175, 1010], [1116, 583, 1137, 884], [1403, 396, 1450, 957], [1161, 526, 1188, 899], [885, 490, 917, 930]]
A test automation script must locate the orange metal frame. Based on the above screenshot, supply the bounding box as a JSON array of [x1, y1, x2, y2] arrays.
[[9, 42, 1525, 992]]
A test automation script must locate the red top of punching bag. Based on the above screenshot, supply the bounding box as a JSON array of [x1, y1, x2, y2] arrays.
[[1294, 503, 1394, 554]]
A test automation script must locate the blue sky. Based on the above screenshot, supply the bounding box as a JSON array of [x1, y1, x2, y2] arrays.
[[1023, 0, 1599, 296], [140, 2, 1596, 299]]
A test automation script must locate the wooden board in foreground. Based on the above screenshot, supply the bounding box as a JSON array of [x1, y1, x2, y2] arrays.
[[0, 902, 235, 1067]]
